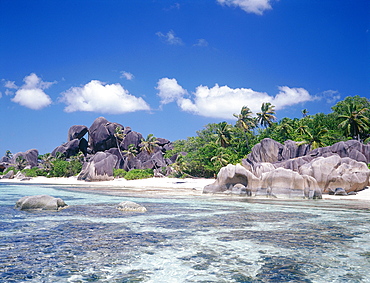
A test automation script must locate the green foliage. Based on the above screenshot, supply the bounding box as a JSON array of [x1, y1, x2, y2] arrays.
[[49, 159, 82, 177], [22, 167, 47, 177], [125, 169, 154, 180], [3, 166, 18, 175], [113, 168, 127, 178], [165, 96, 369, 178]]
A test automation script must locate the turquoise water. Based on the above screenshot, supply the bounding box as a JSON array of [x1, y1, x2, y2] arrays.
[[1, 183, 370, 282]]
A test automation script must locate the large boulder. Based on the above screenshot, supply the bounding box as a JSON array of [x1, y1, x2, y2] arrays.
[[88, 117, 123, 153], [204, 164, 321, 199], [260, 167, 321, 199], [300, 155, 370, 193], [246, 138, 284, 164], [203, 164, 260, 194], [51, 139, 80, 158], [15, 195, 68, 211], [120, 131, 143, 151], [68, 125, 88, 142], [12, 149, 39, 168], [78, 151, 118, 181]]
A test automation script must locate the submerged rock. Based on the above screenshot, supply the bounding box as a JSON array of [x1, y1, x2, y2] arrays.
[[116, 201, 147, 212], [15, 195, 68, 211]]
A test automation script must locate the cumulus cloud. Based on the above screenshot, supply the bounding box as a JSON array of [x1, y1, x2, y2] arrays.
[[10, 73, 53, 110], [273, 86, 313, 109], [156, 30, 183, 45], [156, 78, 315, 119], [217, 0, 273, 15], [120, 71, 134, 80], [156, 78, 188, 105], [60, 80, 150, 114]]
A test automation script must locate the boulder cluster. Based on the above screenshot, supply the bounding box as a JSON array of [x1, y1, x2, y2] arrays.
[[204, 138, 370, 198], [0, 117, 178, 181]]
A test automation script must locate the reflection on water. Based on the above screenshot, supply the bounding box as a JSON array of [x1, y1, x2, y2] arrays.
[[0, 183, 370, 282]]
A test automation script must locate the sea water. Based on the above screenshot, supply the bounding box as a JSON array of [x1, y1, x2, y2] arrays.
[[0, 183, 370, 283]]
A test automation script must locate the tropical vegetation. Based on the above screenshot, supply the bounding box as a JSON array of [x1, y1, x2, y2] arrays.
[[166, 95, 370, 177]]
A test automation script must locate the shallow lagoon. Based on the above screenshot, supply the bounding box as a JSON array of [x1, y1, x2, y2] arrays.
[[1, 183, 370, 282]]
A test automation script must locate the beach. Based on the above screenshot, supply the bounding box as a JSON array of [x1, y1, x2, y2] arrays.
[[1, 176, 369, 201]]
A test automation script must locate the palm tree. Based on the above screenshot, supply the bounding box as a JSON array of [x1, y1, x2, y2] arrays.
[[210, 148, 230, 169], [337, 101, 369, 141], [39, 153, 54, 172], [295, 119, 310, 139], [139, 134, 158, 154], [170, 154, 189, 176], [257, 102, 276, 128], [233, 106, 256, 132], [215, 122, 232, 148], [5, 150, 12, 159], [301, 109, 309, 118], [299, 127, 329, 150], [15, 156, 27, 170], [275, 118, 293, 140], [114, 126, 126, 160], [122, 144, 138, 171]]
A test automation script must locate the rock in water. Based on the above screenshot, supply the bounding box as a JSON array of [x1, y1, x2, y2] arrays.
[[116, 201, 147, 212], [15, 195, 68, 211]]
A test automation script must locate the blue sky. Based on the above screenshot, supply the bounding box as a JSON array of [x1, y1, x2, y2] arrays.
[[1, 0, 369, 155]]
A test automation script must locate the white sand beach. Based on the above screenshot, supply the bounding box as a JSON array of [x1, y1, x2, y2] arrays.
[[1, 176, 370, 200], [0, 176, 215, 197]]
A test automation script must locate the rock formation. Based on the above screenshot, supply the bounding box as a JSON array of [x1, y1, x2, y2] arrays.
[[77, 151, 118, 181], [204, 138, 370, 198], [1, 116, 177, 181], [15, 195, 68, 210]]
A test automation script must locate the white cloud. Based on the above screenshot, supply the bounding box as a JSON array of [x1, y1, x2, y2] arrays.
[[156, 78, 188, 105], [5, 89, 14, 96], [120, 71, 135, 80], [11, 73, 53, 110], [4, 80, 18, 89], [156, 30, 183, 45], [217, 0, 273, 15], [320, 90, 341, 104], [180, 84, 273, 119], [193, 39, 209, 47], [273, 86, 314, 109], [156, 78, 315, 119], [60, 80, 150, 114]]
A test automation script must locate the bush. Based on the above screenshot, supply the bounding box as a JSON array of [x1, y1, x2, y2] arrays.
[[125, 169, 154, 180], [49, 159, 82, 177], [3, 166, 18, 175], [114, 168, 127, 178], [22, 167, 48, 177]]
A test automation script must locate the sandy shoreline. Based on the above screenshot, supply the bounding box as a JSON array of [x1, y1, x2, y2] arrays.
[[1, 176, 370, 201]]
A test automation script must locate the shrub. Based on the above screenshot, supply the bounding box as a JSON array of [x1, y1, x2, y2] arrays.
[[49, 159, 82, 177], [3, 166, 18, 175], [125, 169, 154, 180], [22, 168, 38, 177], [113, 168, 127, 178]]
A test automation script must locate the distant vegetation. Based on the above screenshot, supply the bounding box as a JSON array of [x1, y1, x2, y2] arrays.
[[166, 95, 370, 178]]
